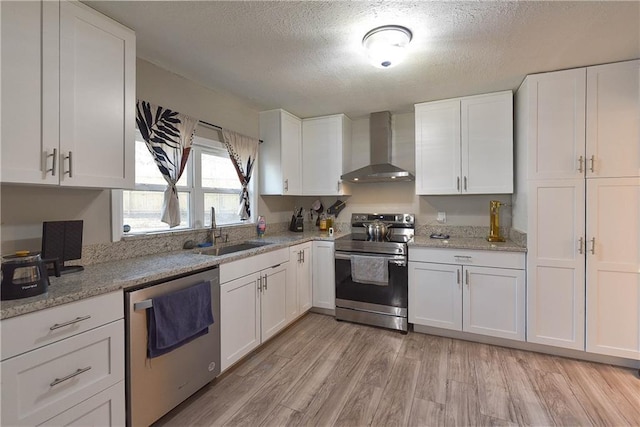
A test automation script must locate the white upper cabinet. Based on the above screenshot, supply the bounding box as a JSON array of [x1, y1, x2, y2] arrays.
[[302, 114, 352, 196], [586, 60, 640, 178], [415, 91, 513, 195], [517, 68, 587, 181], [259, 109, 302, 195], [414, 99, 461, 194], [461, 92, 514, 194], [1, 0, 135, 188], [58, 1, 135, 188], [1, 1, 58, 185]]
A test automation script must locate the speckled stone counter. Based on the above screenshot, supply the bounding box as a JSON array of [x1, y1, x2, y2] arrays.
[[1, 231, 339, 320], [410, 235, 526, 252]]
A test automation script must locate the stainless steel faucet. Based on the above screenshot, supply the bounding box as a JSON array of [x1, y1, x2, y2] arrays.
[[209, 207, 227, 244]]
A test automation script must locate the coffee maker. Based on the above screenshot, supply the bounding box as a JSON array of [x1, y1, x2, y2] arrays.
[[1, 252, 49, 300]]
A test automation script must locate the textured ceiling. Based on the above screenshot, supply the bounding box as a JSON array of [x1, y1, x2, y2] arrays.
[[85, 1, 640, 119]]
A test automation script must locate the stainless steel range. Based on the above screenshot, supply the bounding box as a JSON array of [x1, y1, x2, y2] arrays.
[[334, 213, 415, 332]]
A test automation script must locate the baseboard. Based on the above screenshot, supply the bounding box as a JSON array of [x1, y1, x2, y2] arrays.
[[310, 307, 335, 316], [413, 324, 640, 369]]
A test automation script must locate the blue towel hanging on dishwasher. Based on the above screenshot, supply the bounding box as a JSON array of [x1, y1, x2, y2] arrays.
[[147, 281, 214, 358]]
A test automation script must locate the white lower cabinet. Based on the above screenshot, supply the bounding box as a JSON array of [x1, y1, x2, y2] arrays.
[[220, 248, 290, 372], [312, 241, 335, 310], [41, 381, 125, 427], [287, 242, 313, 322], [0, 292, 124, 427], [409, 248, 526, 341]]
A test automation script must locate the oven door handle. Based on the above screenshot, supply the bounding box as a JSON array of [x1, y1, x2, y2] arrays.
[[335, 252, 407, 266]]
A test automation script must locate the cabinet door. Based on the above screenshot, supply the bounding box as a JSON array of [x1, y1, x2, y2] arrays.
[[586, 60, 640, 178], [261, 264, 288, 341], [586, 178, 640, 359], [0, 321, 124, 426], [302, 115, 349, 196], [298, 244, 313, 313], [415, 100, 461, 194], [59, 1, 135, 188], [463, 266, 525, 341], [286, 247, 301, 323], [527, 179, 586, 350], [41, 381, 125, 427], [525, 68, 587, 180], [461, 91, 513, 194], [312, 241, 335, 310], [1, 1, 59, 185], [220, 273, 261, 371], [281, 112, 303, 194], [408, 262, 462, 331]]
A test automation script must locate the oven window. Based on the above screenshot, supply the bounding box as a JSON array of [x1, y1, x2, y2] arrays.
[[335, 257, 407, 308]]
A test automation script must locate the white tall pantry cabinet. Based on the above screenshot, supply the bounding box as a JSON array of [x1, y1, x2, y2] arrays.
[[515, 60, 640, 359], [1, 0, 136, 188]]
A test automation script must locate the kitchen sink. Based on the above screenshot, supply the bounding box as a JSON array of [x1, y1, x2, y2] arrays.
[[197, 241, 272, 256]]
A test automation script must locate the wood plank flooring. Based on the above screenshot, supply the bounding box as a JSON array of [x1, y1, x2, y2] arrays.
[[155, 313, 640, 427]]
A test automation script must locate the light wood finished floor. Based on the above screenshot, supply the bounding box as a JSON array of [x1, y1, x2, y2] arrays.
[[156, 313, 640, 426]]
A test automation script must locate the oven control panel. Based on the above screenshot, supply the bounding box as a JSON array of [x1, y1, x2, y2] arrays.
[[351, 213, 414, 226]]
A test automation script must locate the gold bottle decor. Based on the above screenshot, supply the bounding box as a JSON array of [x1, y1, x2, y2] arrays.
[[487, 200, 506, 242]]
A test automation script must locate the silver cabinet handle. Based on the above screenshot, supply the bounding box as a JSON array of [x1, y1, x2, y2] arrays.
[[284, 179, 288, 192], [297, 250, 301, 263], [264, 274, 268, 291], [257, 275, 262, 292], [454, 255, 472, 260], [463, 176, 468, 191], [457, 177, 460, 191], [578, 237, 584, 255], [50, 315, 91, 331], [64, 151, 73, 177], [589, 155, 595, 173], [578, 155, 584, 173], [44, 148, 57, 176], [337, 181, 341, 192], [465, 270, 470, 286], [50, 366, 91, 387], [589, 237, 596, 255], [301, 250, 305, 263], [457, 269, 461, 285]]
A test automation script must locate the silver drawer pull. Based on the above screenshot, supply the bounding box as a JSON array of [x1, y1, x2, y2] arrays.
[[50, 366, 92, 387], [50, 315, 91, 331], [454, 255, 472, 260]]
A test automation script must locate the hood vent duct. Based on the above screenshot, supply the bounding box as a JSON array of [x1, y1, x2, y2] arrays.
[[341, 111, 414, 183]]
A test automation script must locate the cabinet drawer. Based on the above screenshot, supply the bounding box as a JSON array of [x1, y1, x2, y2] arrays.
[[1, 320, 124, 426], [1, 291, 123, 360], [409, 247, 525, 269], [40, 380, 125, 427], [221, 247, 290, 283]]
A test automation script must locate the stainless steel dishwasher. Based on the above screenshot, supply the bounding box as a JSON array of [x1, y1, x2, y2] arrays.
[[125, 267, 220, 427]]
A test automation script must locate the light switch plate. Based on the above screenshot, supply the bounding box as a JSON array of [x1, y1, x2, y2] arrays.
[[437, 212, 446, 223]]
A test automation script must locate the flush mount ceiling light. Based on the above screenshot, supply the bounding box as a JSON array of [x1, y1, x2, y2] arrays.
[[362, 25, 413, 69]]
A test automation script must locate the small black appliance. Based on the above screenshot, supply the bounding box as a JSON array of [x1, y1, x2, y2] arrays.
[[1, 252, 49, 300]]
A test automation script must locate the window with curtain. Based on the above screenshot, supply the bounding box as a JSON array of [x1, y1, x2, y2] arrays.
[[116, 131, 249, 236]]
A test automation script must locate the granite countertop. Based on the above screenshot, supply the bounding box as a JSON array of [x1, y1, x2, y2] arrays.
[[410, 235, 526, 252], [1, 231, 338, 320]]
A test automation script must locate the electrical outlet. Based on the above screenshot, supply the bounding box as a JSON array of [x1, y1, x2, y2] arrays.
[[437, 212, 446, 223]]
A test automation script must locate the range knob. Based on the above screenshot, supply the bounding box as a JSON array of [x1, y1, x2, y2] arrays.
[[404, 215, 413, 223]]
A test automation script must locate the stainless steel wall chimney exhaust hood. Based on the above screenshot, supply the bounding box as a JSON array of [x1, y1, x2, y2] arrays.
[[341, 111, 414, 183]]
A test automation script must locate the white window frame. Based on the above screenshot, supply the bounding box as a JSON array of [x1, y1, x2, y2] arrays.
[[111, 132, 256, 241]]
